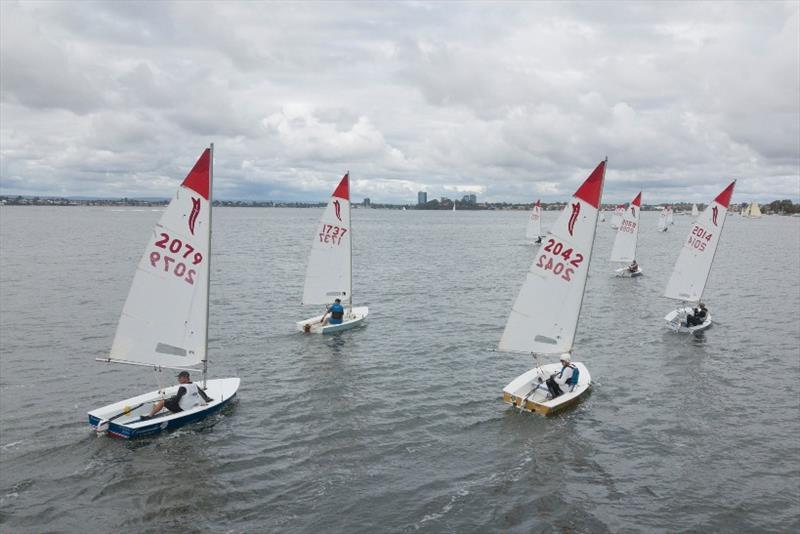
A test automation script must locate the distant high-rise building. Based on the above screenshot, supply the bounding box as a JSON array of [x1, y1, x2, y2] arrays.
[[363, 198, 371, 207], [418, 191, 427, 205], [462, 194, 477, 204]]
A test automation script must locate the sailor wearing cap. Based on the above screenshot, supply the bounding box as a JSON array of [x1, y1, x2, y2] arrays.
[[545, 354, 579, 399]]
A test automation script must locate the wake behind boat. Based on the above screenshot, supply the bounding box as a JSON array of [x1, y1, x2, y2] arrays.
[[88, 145, 240, 438], [663, 181, 736, 333], [297, 173, 368, 334], [498, 159, 606, 415]]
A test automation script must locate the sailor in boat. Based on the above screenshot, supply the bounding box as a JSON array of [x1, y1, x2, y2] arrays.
[[320, 298, 345, 326], [545, 354, 579, 399], [139, 371, 212, 421], [628, 259, 639, 273], [684, 303, 708, 328]]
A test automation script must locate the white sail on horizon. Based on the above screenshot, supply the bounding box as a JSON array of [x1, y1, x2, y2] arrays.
[[691, 204, 699, 217], [657, 207, 669, 231], [302, 174, 352, 306], [664, 181, 736, 303], [499, 160, 606, 355], [109, 148, 211, 369]]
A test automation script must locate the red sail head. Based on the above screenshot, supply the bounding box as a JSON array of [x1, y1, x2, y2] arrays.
[[188, 197, 201, 235], [568, 202, 581, 236], [333, 199, 342, 222]]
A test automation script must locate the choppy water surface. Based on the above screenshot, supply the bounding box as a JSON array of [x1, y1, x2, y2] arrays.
[[1, 206, 798, 533]]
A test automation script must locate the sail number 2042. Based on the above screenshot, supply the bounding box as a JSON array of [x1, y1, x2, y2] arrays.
[[687, 225, 713, 252], [148, 232, 203, 285], [319, 224, 348, 245], [536, 239, 584, 282]]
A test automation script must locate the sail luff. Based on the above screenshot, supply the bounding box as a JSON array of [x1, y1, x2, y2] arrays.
[[203, 143, 213, 385]]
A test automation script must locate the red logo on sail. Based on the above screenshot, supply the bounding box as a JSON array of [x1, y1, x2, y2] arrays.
[[188, 197, 201, 235], [630, 206, 636, 217], [333, 200, 342, 222], [568, 202, 580, 236], [712, 206, 718, 226]]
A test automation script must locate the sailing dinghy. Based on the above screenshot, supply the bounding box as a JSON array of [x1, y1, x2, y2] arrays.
[[664, 181, 736, 333], [297, 173, 368, 334], [499, 159, 606, 415], [742, 202, 762, 218], [691, 204, 699, 218], [667, 206, 674, 226], [526, 199, 544, 244], [610, 204, 625, 229], [88, 146, 240, 438], [657, 206, 669, 232], [610, 192, 643, 277]]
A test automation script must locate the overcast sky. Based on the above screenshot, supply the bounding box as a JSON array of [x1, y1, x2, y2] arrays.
[[1, 1, 798, 204]]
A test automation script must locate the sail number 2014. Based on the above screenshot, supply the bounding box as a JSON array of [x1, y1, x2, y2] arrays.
[[319, 224, 348, 245], [687, 225, 713, 252], [536, 239, 584, 282], [148, 232, 203, 285]]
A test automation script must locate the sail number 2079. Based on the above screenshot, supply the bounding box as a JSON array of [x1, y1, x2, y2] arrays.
[[148, 232, 203, 285], [536, 239, 584, 282]]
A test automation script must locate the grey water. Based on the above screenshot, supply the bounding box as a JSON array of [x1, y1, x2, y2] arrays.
[[1, 206, 798, 533]]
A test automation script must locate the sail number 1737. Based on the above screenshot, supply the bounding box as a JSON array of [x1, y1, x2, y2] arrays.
[[319, 224, 348, 245], [536, 239, 584, 282]]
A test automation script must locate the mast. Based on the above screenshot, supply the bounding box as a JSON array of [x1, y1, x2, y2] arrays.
[[348, 171, 353, 310], [571, 157, 607, 352], [203, 143, 213, 388], [698, 179, 735, 303]]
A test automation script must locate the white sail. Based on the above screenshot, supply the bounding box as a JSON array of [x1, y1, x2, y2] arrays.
[[666, 206, 674, 225], [499, 160, 606, 355], [743, 202, 762, 218], [302, 173, 352, 306], [525, 199, 543, 240], [609, 192, 641, 263], [108, 149, 211, 369], [664, 181, 736, 302], [610, 204, 624, 229], [657, 207, 668, 231], [691, 204, 699, 217]]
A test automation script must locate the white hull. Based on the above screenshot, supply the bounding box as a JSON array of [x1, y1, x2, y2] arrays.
[[614, 267, 643, 278], [664, 307, 712, 333], [502, 362, 591, 416], [297, 306, 369, 334], [88, 377, 240, 438]]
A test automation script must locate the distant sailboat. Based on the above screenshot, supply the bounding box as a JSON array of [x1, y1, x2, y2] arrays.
[[453, 202, 456, 212], [664, 181, 736, 333], [742, 202, 762, 218], [610, 192, 643, 277], [88, 145, 240, 438], [667, 206, 674, 226], [526, 199, 544, 244], [691, 204, 699, 218], [610, 204, 625, 229], [499, 159, 606, 416], [297, 173, 369, 334], [657, 206, 669, 232]]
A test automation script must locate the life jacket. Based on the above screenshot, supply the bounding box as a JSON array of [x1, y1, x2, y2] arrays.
[[559, 364, 579, 386], [178, 382, 201, 411], [330, 303, 344, 320]]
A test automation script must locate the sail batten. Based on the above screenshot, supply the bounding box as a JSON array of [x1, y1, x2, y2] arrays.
[[664, 181, 736, 302], [108, 149, 211, 369], [302, 173, 352, 306], [499, 160, 606, 355]]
